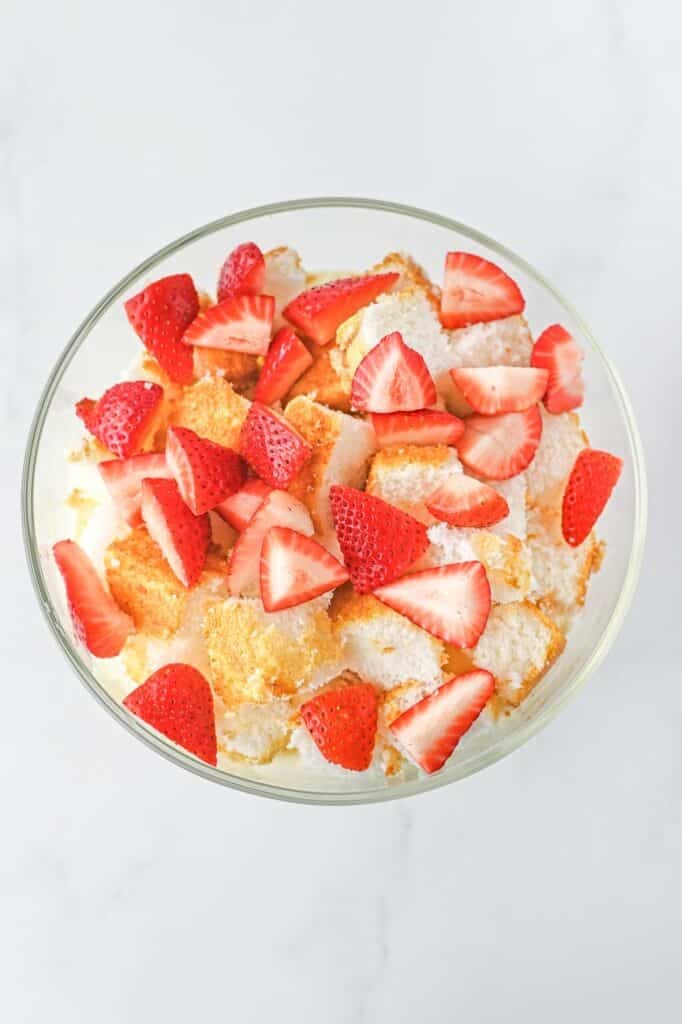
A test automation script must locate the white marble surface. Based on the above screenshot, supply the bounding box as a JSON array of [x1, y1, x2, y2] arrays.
[[2, 1, 681, 1020]]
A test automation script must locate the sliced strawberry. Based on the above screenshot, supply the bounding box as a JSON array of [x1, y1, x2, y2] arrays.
[[260, 527, 349, 611], [141, 478, 210, 586], [370, 409, 464, 448], [449, 366, 549, 415], [217, 242, 265, 302], [228, 490, 313, 595], [166, 426, 246, 515], [426, 475, 509, 528], [456, 406, 542, 480], [76, 381, 164, 459], [561, 448, 622, 547], [390, 670, 495, 773], [283, 272, 399, 345], [329, 485, 428, 594], [215, 478, 272, 531], [123, 663, 217, 765], [301, 683, 378, 771], [52, 539, 134, 658], [439, 252, 525, 329], [351, 331, 437, 413], [253, 327, 313, 404], [124, 273, 199, 384], [99, 452, 170, 526], [239, 401, 313, 488], [531, 323, 585, 413], [374, 562, 491, 648], [182, 294, 274, 355]]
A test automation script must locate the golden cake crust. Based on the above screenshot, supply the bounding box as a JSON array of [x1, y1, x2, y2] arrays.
[[169, 376, 250, 449]]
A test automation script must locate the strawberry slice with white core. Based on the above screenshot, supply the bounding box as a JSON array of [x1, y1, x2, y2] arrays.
[[99, 452, 170, 526], [426, 475, 510, 528], [351, 331, 437, 413], [166, 426, 246, 515], [456, 406, 542, 480], [374, 562, 491, 648], [390, 670, 495, 774], [182, 294, 275, 355], [228, 490, 314, 595], [531, 324, 585, 413], [449, 366, 549, 415], [217, 242, 266, 303], [370, 409, 464, 448], [439, 252, 525, 329], [283, 272, 399, 345], [215, 478, 272, 531], [53, 539, 134, 658], [239, 401, 313, 488], [260, 526, 350, 611], [141, 478, 210, 587], [253, 327, 313, 405]]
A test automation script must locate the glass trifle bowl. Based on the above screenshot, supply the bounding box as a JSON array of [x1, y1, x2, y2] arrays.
[[22, 198, 647, 804]]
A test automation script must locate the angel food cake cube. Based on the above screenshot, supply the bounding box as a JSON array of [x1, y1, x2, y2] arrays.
[[286, 342, 353, 412], [263, 246, 307, 330], [366, 444, 463, 524], [526, 407, 588, 512], [217, 698, 293, 763], [527, 506, 602, 630], [170, 376, 250, 449], [105, 526, 189, 638]]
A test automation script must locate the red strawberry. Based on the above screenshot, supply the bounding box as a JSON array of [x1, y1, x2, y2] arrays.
[[141, 478, 210, 586], [239, 401, 313, 488], [123, 663, 217, 765], [329, 485, 428, 594], [531, 323, 585, 413], [217, 242, 265, 302], [253, 327, 313, 404], [351, 331, 437, 413], [182, 294, 274, 355], [76, 381, 164, 458], [370, 409, 464, 448], [426, 475, 510, 528], [456, 406, 542, 480], [215, 478, 272, 531], [124, 274, 198, 384], [374, 562, 491, 648], [283, 272, 399, 345], [228, 490, 313, 595], [301, 683, 378, 771], [166, 426, 246, 515], [390, 670, 495, 774], [53, 539, 134, 658], [260, 527, 349, 611], [561, 448, 622, 547], [99, 452, 170, 526], [449, 366, 549, 415], [439, 252, 525, 329]]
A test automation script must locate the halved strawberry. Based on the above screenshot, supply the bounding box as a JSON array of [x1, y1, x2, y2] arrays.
[[52, 539, 134, 658], [283, 272, 399, 345], [426, 475, 509, 528], [217, 242, 265, 303], [214, 478, 272, 531], [123, 663, 217, 765], [456, 406, 542, 480], [449, 366, 549, 415], [301, 683, 378, 771], [374, 562, 491, 648], [329, 485, 428, 594], [166, 426, 246, 515], [439, 252, 525, 329], [182, 294, 274, 355], [351, 331, 437, 413], [228, 490, 313, 595], [76, 381, 164, 459], [253, 327, 313, 404], [124, 273, 198, 384], [260, 527, 349, 611], [239, 401, 313, 488], [531, 324, 585, 413], [561, 448, 622, 547], [99, 452, 170, 526], [390, 670, 495, 773], [370, 409, 464, 448], [141, 478, 210, 586]]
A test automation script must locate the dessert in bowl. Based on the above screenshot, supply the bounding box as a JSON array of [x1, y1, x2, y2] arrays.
[[23, 199, 645, 804]]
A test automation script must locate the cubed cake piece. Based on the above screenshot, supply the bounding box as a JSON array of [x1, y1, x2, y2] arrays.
[[105, 526, 188, 638], [216, 698, 293, 763], [287, 342, 352, 412], [368, 252, 439, 302], [447, 315, 533, 368], [366, 444, 463, 524], [526, 407, 588, 511], [263, 246, 307, 330], [170, 376, 250, 449], [426, 522, 533, 604], [527, 506, 603, 630], [192, 346, 259, 390]]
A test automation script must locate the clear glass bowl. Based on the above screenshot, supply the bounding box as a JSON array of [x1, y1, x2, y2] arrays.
[[22, 198, 647, 805]]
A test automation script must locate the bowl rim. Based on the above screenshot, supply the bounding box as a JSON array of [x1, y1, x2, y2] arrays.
[[21, 196, 648, 805]]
